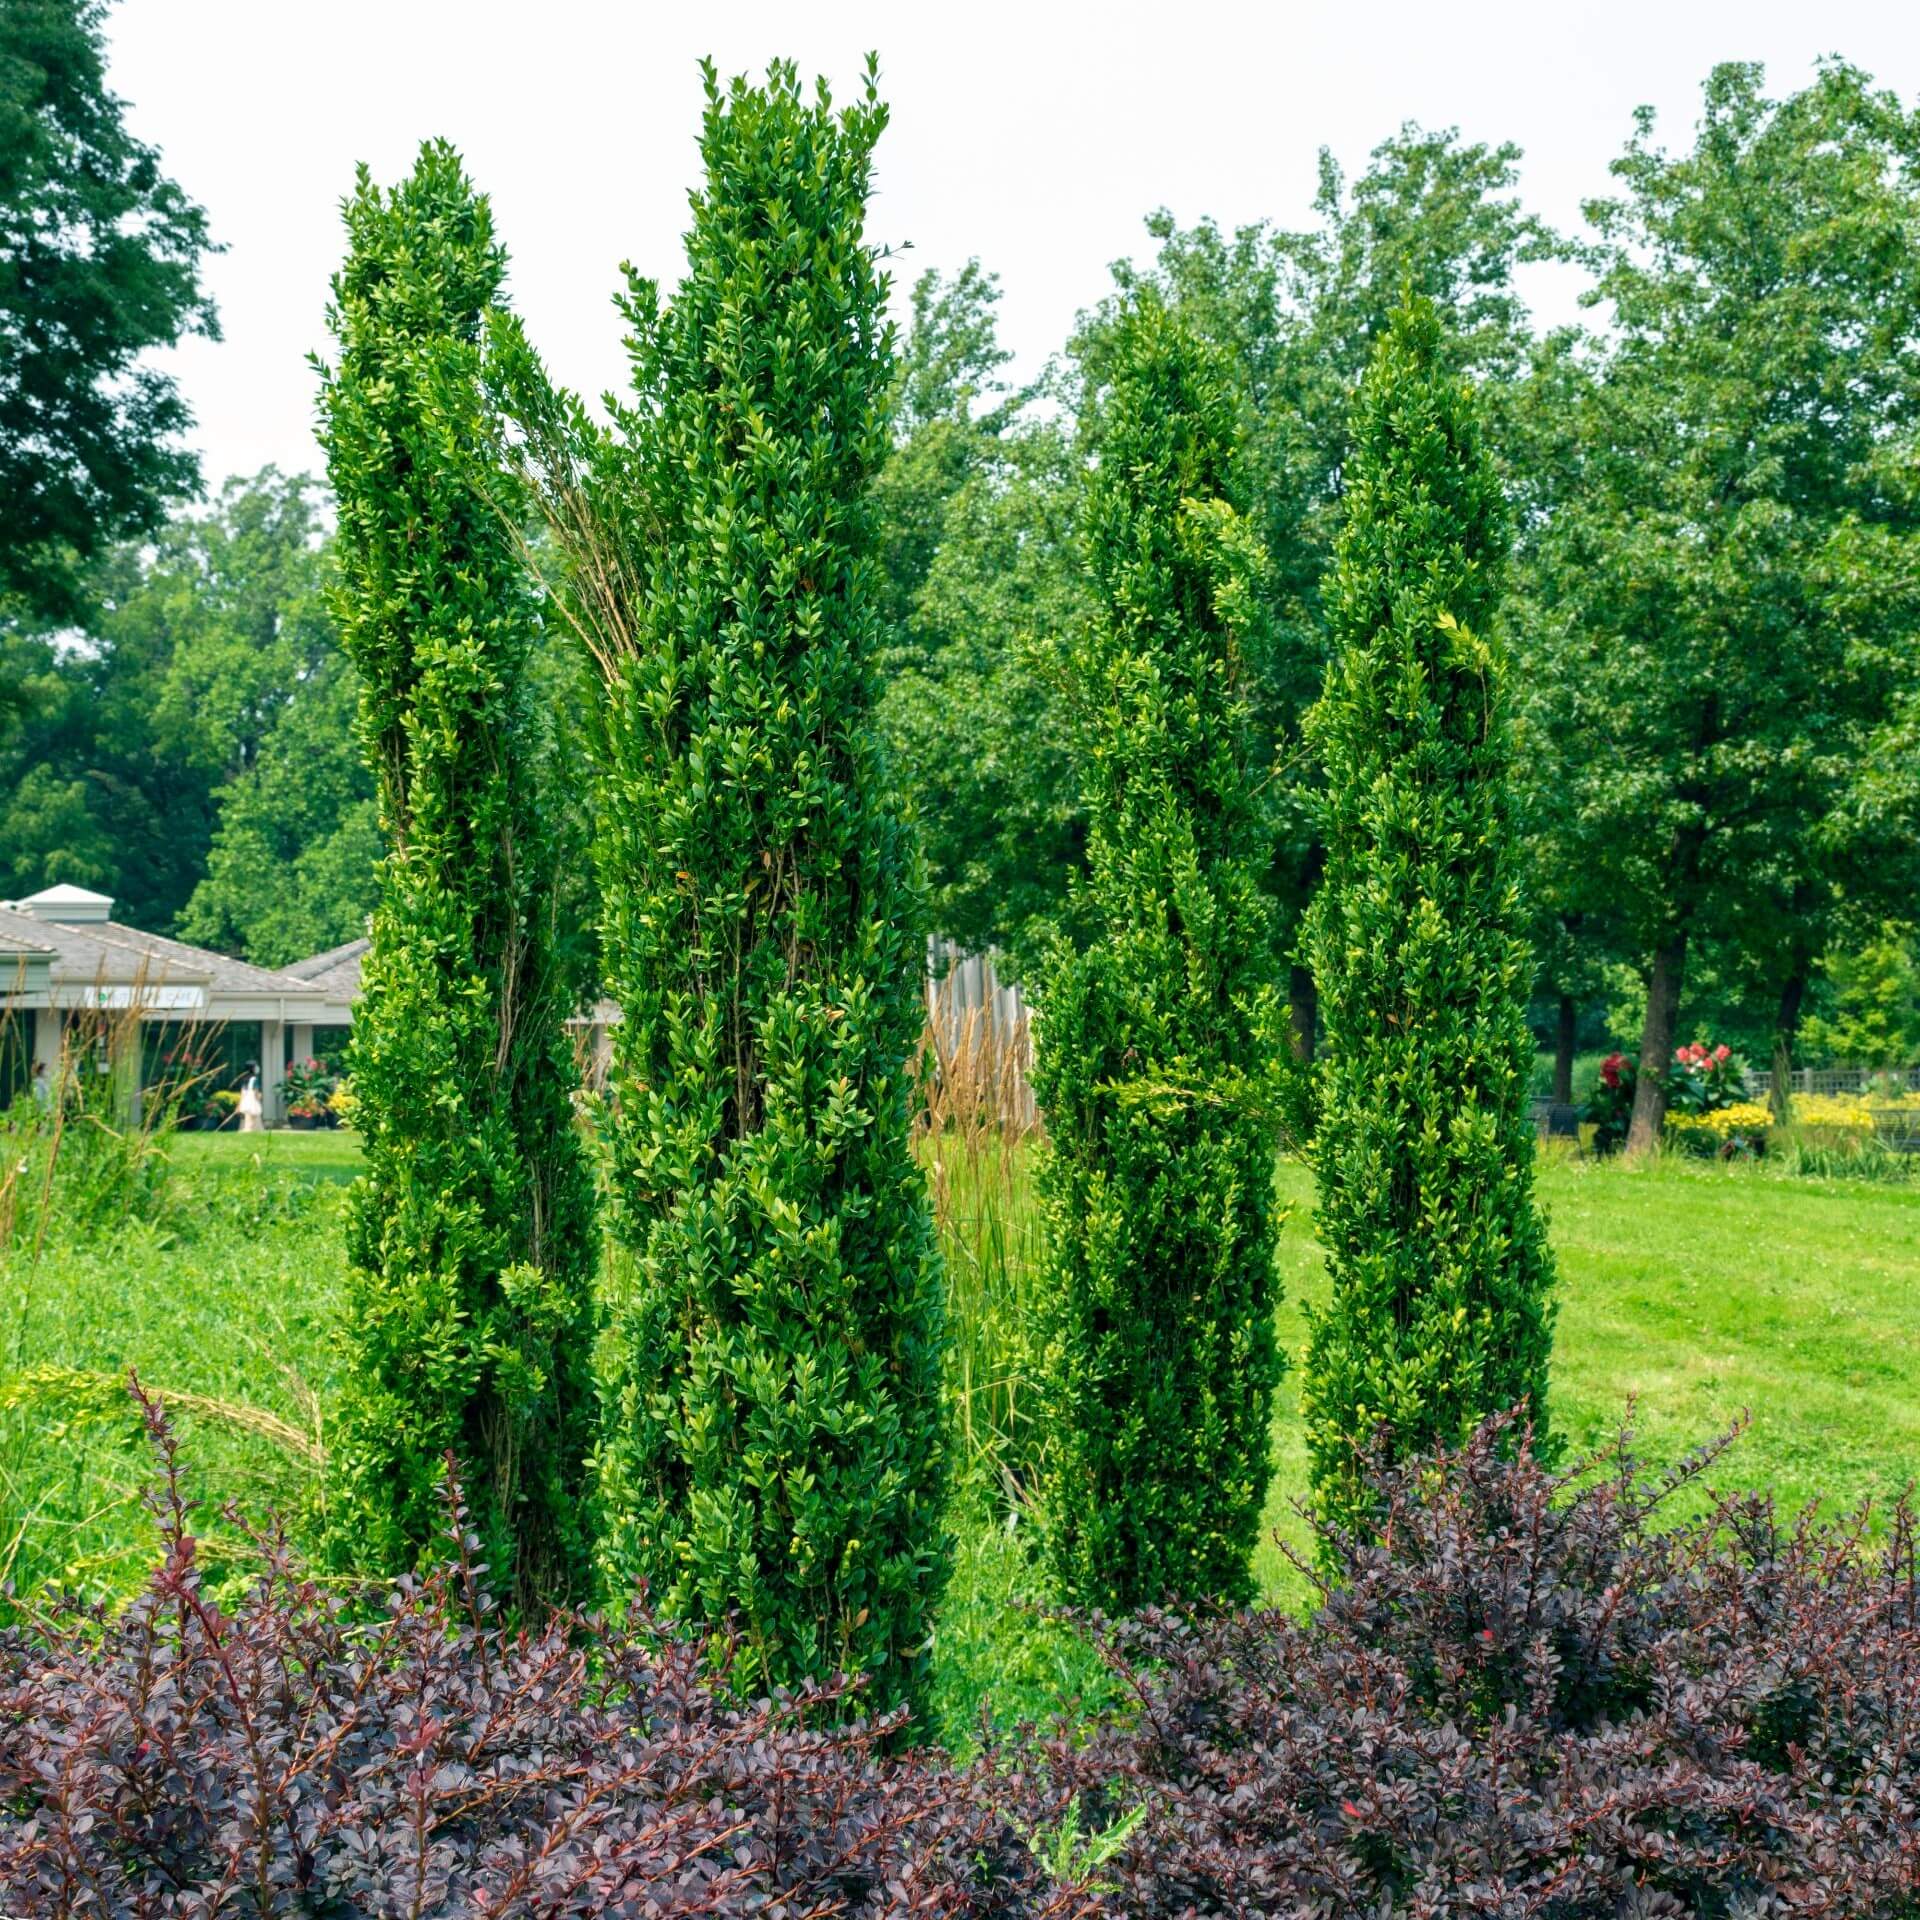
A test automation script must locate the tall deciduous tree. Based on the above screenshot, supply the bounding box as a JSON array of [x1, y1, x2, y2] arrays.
[[318, 143, 595, 1608], [879, 263, 1090, 967], [0, 470, 334, 931], [1030, 293, 1283, 1612], [497, 62, 947, 1716], [176, 648, 379, 966], [0, 0, 217, 624], [1302, 298, 1554, 1538], [1527, 63, 1920, 1150], [874, 265, 1085, 970]]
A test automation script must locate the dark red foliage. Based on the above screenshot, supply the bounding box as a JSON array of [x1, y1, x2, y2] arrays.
[[0, 1388, 1081, 1920], [7, 1395, 1918, 1919], [1038, 1418, 1920, 1918]]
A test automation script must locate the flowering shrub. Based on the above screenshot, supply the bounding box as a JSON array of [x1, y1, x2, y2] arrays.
[[1666, 1038, 1749, 1114], [1665, 1099, 1771, 1157], [279, 1055, 336, 1118], [1040, 1416, 1920, 1918], [1586, 1049, 1639, 1151], [0, 1391, 1075, 1920], [1791, 1090, 1920, 1131], [1586, 1039, 1749, 1151]]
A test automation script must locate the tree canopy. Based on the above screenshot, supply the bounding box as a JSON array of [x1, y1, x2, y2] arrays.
[[0, 0, 217, 625]]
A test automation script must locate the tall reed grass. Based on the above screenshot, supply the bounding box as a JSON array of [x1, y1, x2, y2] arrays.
[[0, 987, 213, 1256], [913, 983, 1043, 1503]]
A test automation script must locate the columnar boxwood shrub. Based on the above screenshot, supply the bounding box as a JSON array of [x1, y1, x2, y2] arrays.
[[1029, 294, 1284, 1612], [497, 65, 947, 1715], [1300, 297, 1553, 1537], [318, 143, 596, 1607]]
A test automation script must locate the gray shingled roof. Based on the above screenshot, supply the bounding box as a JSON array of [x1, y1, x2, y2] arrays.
[[0, 904, 212, 987], [285, 936, 368, 1003], [0, 904, 337, 1017]]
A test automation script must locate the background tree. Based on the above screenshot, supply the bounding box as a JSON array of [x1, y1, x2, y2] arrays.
[[1527, 62, 1920, 1150], [0, 470, 335, 931], [0, 0, 217, 625], [318, 142, 596, 1608], [176, 648, 378, 965], [874, 265, 1085, 970], [498, 61, 948, 1716], [1302, 298, 1554, 1538], [1801, 931, 1920, 1072], [1030, 293, 1283, 1612]]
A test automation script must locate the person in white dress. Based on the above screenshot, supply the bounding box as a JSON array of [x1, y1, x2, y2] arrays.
[[237, 1064, 264, 1133]]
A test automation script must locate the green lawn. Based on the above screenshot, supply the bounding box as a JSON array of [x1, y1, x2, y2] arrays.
[[169, 1127, 366, 1181], [1251, 1152, 1920, 1605], [2, 1129, 1915, 1742]]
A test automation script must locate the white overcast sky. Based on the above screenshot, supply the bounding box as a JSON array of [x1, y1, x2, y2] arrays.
[[103, 0, 1919, 491]]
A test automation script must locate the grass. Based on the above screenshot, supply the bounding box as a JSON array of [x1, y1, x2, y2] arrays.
[[2, 1125, 1916, 1746]]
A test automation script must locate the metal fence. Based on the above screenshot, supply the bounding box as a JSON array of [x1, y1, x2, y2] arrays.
[[1747, 1065, 1920, 1096]]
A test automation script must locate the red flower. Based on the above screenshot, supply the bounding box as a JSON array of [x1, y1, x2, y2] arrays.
[[1714, 1044, 1730, 1063]]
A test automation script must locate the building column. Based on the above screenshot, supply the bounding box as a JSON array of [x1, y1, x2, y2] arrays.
[[291, 1022, 314, 1070], [32, 1007, 62, 1078], [260, 1017, 287, 1126]]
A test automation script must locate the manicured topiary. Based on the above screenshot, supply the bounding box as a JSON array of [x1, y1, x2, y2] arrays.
[[496, 64, 947, 1717], [317, 142, 596, 1607], [1029, 293, 1284, 1613], [1300, 296, 1554, 1538]]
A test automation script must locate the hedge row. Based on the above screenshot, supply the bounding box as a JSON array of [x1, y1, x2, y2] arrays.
[[6, 1393, 1916, 1919]]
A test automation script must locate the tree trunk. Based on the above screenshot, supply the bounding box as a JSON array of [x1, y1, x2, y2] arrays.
[[1770, 966, 1809, 1124], [1288, 963, 1317, 1065], [1553, 992, 1577, 1107], [1627, 930, 1687, 1157]]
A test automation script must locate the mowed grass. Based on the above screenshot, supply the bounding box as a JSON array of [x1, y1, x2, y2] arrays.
[[1251, 1152, 1920, 1609], [2, 1128, 1915, 1735]]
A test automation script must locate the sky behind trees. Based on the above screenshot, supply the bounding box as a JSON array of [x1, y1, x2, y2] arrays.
[[108, 0, 1920, 487]]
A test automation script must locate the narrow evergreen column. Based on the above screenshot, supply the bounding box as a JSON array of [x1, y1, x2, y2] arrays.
[[502, 64, 948, 1717], [319, 143, 596, 1607], [1031, 294, 1284, 1612], [1302, 298, 1555, 1537]]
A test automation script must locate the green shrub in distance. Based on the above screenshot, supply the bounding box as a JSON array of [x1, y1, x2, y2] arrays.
[[1030, 293, 1284, 1612], [317, 143, 596, 1608], [1301, 297, 1555, 1538], [495, 64, 947, 1717]]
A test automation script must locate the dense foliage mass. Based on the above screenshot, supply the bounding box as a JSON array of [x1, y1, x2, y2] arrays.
[[1042, 1418, 1920, 1917], [1521, 62, 1920, 1143], [0, 470, 371, 939], [1301, 300, 1554, 1534], [498, 63, 947, 1713], [9, 1399, 1918, 1918], [0, 1398, 1066, 1920], [1030, 295, 1283, 1611], [0, 0, 217, 625], [318, 143, 596, 1606]]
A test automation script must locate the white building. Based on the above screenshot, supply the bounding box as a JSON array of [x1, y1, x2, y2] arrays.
[[0, 885, 340, 1124]]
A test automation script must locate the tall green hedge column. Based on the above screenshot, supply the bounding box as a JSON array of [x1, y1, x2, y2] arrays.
[[1302, 298, 1554, 1537], [1031, 295, 1284, 1612], [577, 64, 946, 1716], [318, 143, 596, 1608]]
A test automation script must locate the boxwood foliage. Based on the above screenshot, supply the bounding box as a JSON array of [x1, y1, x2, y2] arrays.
[[492, 64, 947, 1717], [317, 142, 596, 1608], [1300, 297, 1554, 1538], [1029, 293, 1284, 1613]]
